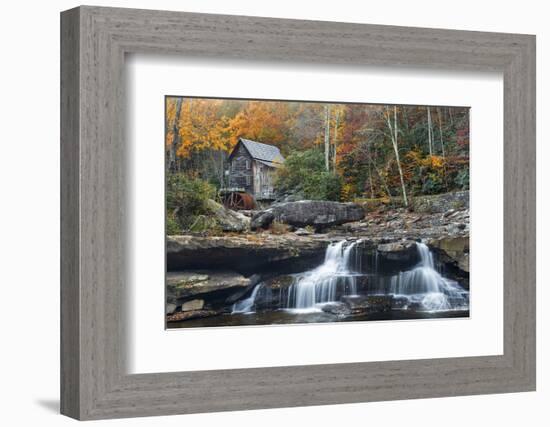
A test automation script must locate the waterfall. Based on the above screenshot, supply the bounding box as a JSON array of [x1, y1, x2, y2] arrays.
[[231, 284, 262, 314], [388, 242, 468, 311], [230, 240, 468, 315], [286, 240, 361, 310]]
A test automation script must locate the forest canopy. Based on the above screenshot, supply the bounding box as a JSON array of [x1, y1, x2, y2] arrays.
[[165, 97, 469, 205]]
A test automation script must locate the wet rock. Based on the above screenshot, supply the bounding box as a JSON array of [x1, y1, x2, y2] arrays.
[[391, 296, 410, 309], [181, 299, 204, 312], [375, 240, 420, 272], [251, 200, 365, 230], [321, 302, 352, 317], [166, 303, 177, 315], [252, 276, 296, 310], [377, 240, 417, 258], [338, 295, 394, 315], [340, 295, 371, 311], [224, 274, 263, 304], [263, 275, 295, 290], [364, 295, 394, 312], [166, 309, 220, 323]]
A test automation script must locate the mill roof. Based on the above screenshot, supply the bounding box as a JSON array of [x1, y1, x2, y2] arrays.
[[233, 138, 284, 165]]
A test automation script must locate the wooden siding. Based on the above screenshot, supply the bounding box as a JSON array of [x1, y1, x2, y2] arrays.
[[253, 162, 276, 200], [228, 144, 253, 194], [229, 142, 278, 199]]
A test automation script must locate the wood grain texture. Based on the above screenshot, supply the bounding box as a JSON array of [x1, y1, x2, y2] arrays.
[[60, 7, 80, 419], [60, 6, 536, 420]]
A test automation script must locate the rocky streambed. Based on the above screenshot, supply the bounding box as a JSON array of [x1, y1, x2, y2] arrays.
[[166, 193, 470, 327]]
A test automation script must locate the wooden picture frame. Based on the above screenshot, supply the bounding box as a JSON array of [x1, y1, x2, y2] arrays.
[[60, 6, 536, 420]]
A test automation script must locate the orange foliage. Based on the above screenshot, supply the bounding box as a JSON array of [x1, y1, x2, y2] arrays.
[[227, 101, 288, 147]]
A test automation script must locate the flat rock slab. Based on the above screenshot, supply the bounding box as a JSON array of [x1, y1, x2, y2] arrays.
[[167, 234, 330, 274], [167, 271, 250, 300]]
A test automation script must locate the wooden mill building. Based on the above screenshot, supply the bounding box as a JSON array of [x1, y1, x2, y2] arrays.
[[227, 138, 285, 200]]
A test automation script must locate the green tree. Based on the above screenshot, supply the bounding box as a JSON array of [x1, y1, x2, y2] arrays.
[[275, 149, 342, 201]]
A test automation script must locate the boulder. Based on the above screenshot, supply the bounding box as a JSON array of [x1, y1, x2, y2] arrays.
[[340, 295, 371, 310], [205, 199, 250, 232], [166, 303, 177, 315], [167, 234, 329, 275], [321, 302, 352, 317], [428, 236, 469, 273], [250, 211, 275, 230], [251, 200, 365, 230], [375, 240, 420, 272], [391, 296, 410, 309], [377, 240, 417, 259], [339, 295, 393, 315]]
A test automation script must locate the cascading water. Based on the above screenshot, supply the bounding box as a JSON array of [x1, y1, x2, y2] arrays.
[[388, 242, 468, 311], [230, 240, 468, 315], [231, 284, 262, 314], [286, 240, 362, 310]]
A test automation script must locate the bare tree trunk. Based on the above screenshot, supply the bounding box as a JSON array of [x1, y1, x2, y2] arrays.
[[437, 107, 446, 157], [437, 107, 449, 190], [324, 105, 331, 171], [366, 141, 375, 199], [332, 109, 340, 172], [384, 107, 408, 207], [169, 98, 183, 172], [427, 106, 433, 156]]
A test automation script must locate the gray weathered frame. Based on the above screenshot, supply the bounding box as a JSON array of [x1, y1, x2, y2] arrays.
[[61, 5, 536, 420]]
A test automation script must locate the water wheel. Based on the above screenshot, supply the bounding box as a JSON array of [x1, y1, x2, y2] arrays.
[[221, 191, 255, 210]]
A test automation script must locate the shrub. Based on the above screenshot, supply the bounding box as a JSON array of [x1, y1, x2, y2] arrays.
[[269, 220, 292, 235], [421, 172, 445, 195], [166, 174, 216, 230], [455, 168, 470, 190], [187, 215, 222, 234], [275, 149, 343, 201], [166, 214, 182, 235], [302, 171, 342, 201]]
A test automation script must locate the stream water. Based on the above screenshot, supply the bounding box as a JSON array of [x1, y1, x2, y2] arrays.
[[231, 240, 469, 315], [169, 240, 469, 328]]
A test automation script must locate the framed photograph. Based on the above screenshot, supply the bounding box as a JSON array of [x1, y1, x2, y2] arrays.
[[164, 96, 471, 329], [61, 6, 536, 420]]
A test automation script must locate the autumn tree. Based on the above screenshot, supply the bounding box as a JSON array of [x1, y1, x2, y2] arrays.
[[165, 96, 470, 202]]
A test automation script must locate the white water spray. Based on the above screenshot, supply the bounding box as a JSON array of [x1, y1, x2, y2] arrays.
[[286, 240, 361, 309], [230, 240, 468, 315], [231, 284, 262, 313], [389, 242, 468, 311]]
